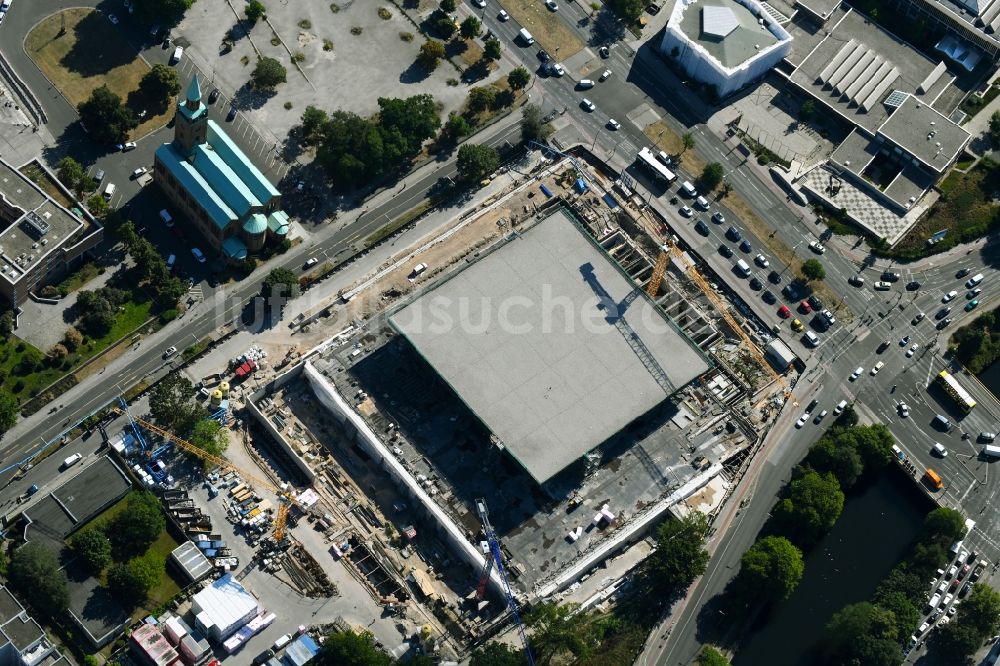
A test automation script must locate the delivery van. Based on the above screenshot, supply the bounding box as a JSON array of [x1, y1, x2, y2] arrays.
[[63, 453, 82, 469], [735, 259, 751, 278], [518, 28, 534, 44], [983, 444, 1000, 458]]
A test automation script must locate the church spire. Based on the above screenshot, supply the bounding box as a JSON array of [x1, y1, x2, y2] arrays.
[[186, 74, 202, 108]]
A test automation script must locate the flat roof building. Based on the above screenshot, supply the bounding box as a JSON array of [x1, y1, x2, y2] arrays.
[[661, 0, 793, 98], [0, 158, 102, 307], [191, 574, 259, 641], [169, 541, 213, 583], [390, 208, 710, 484], [0, 586, 69, 666]]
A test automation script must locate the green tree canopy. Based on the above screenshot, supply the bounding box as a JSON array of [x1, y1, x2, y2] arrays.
[[300, 105, 329, 144], [139, 64, 181, 109], [460, 15, 482, 39], [440, 0, 456, 11], [468, 86, 497, 113], [0, 390, 18, 435], [262, 267, 299, 297], [418, 39, 446, 70], [838, 424, 895, 472], [135, 0, 195, 22], [699, 162, 725, 191], [8, 543, 69, 617], [681, 131, 695, 152], [435, 14, 457, 38], [923, 507, 968, 543], [378, 94, 441, 155], [955, 584, 1000, 638], [522, 104, 553, 144], [108, 553, 165, 604], [70, 527, 112, 574], [806, 437, 864, 489], [873, 590, 920, 642], [57, 156, 93, 196], [801, 258, 826, 281], [469, 642, 526, 666], [245, 0, 267, 22], [696, 647, 731, 666], [484, 37, 502, 61], [821, 602, 898, 662], [251, 57, 287, 89], [523, 602, 596, 665], [738, 535, 804, 602], [313, 630, 393, 666], [647, 513, 710, 595], [773, 468, 844, 546], [149, 373, 209, 435], [456, 143, 500, 182], [77, 85, 138, 144], [110, 491, 166, 558], [935, 621, 983, 661], [508, 67, 531, 91], [190, 419, 229, 463], [440, 113, 472, 146], [76, 286, 130, 337], [606, 0, 645, 22]]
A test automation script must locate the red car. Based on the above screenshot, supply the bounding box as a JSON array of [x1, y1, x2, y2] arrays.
[[799, 300, 813, 313], [778, 305, 791, 319]]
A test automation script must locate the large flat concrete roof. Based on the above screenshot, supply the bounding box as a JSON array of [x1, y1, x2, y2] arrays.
[[390, 208, 709, 484], [677, 0, 780, 68], [877, 94, 970, 172]]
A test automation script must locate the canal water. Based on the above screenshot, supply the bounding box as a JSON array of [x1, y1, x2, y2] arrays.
[[979, 360, 1000, 402], [733, 468, 933, 666]]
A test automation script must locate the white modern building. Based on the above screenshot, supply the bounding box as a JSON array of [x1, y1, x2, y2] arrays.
[[191, 574, 260, 641], [660, 0, 793, 98]]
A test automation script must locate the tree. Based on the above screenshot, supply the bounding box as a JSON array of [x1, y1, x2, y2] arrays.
[[262, 267, 298, 298], [245, 0, 267, 22], [76, 286, 129, 337], [190, 419, 229, 462], [935, 621, 982, 661], [699, 162, 724, 191], [70, 528, 112, 574], [484, 37, 502, 62], [251, 57, 287, 89], [647, 513, 710, 594], [923, 507, 968, 543], [606, 0, 646, 22], [57, 156, 93, 196], [800, 99, 816, 121], [440, 0, 456, 10], [148, 373, 208, 435], [134, 0, 195, 23], [955, 584, 1000, 638], [839, 424, 894, 472], [460, 15, 482, 39], [508, 67, 531, 92], [469, 642, 525, 666], [875, 568, 929, 608], [64, 326, 83, 350], [990, 111, 1000, 144], [110, 491, 166, 558], [85, 192, 109, 218], [108, 553, 164, 604], [773, 469, 844, 546], [681, 131, 695, 153], [738, 535, 804, 602], [139, 64, 181, 109], [8, 543, 69, 617], [456, 143, 500, 182], [801, 258, 825, 281], [377, 94, 441, 155], [435, 14, 457, 38], [522, 104, 553, 144], [696, 647, 731, 666], [440, 113, 471, 145], [807, 437, 864, 489], [523, 602, 596, 665], [468, 86, 497, 113], [49, 343, 69, 361], [874, 590, 920, 642], [0, 310, 14, 338], [301, 105, 329, 144], [0, 391, 18, 435], [77, 85, 138, 144], [821, 602, 898, 663], [418, 39, 446, 70], [313, 630, 393, 666]]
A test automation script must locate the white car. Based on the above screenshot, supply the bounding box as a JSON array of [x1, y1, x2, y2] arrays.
[[808, 240, 826, 254], [171, 45, 184, 64], [607, 118, 620, 130], [545, 0, 558, 9], [581, 98, 595, 112], [599, 69, 612, 81], [472, 0, 486, 6], [913, 312, 925, 324], [943, 290, 958, 302], [131, 167, 147, 178], [498, 9, 509, 20], [943, 592, 955, 606], [795, 414, 807, 428], [120, 141, 137, 151], [899, 403, 910, 418], [849, 366, 863, 381], [549, 63, 565, 77], [934, 442, 948, 457], [679, 206, 693, 218], [163, 346, 178, 358], [871, 361, 885, 375], [191, 247, 206, 263], [304, 257, 319, 268], [108, 12, 119, 24], [822, 309, 836, 324], [906, 343, 919, 357], [754, 254, 769, 268]]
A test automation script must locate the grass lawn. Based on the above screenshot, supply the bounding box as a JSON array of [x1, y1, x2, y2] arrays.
[[19, 163, 74, 208], [25, 9, 170, 140], [458, 39, 485, 68], [498, 0, 584, 60], [643, 121, 706, 176], [56, 261, 101, 295]]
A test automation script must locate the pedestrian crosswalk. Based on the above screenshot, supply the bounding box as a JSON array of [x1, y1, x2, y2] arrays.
[[187, 284, 203, 303]]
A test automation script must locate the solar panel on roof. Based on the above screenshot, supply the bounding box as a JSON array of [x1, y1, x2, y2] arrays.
[[884, 90, 909, 108]]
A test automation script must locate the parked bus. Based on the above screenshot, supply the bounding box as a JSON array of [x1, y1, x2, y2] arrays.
[[636, 147, 677, 184], [937, 370, 976, 413]]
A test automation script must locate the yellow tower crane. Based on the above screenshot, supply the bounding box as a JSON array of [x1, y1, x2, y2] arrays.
[[111, 407, 301, 542], [647, 243, 794, 405]]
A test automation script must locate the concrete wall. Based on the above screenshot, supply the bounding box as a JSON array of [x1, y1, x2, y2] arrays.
[[246, 363, 316, 484]]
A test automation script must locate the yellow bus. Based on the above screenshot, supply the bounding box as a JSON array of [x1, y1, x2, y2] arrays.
[[937, 370, 976, 413]]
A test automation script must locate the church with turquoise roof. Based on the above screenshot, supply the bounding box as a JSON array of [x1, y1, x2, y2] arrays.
[[153, 75, 290, 261]]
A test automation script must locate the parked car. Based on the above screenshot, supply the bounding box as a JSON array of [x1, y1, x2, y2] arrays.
[[805, 399, 819, 414], [718, 244, 733, 258], [712, 211, 725, 224], [739, 239, 752, 253], [778, 305, 791, 319], [795, 414, 807, 428], [912, 312, 925, 324], [191, 247, 206, 263], [906, 280, 921, 291], [762, 290, 776, 304], [754, 254, 769, 268], [599, 69, 612, 81], [679, 206, 693, 218]]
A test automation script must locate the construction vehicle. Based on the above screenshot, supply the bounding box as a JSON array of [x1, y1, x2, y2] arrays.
[[647, 242, 794, 405], [110, 406, 306, 543]]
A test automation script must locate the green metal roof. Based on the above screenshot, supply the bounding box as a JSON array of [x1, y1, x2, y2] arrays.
[[267, 210, 289, 235], [156, 144, 235, 230], [187, 74, 202, 103], [243, 213, 268, 235], [207, 121, 280, 204], [222, 236, 248, 259], [192, 143, 261, 218]]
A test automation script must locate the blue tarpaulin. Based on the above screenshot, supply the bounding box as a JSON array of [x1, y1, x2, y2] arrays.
[[575, 178, 588, 193], [540, 184, 554, 198], [602, 193, 620, 209]]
